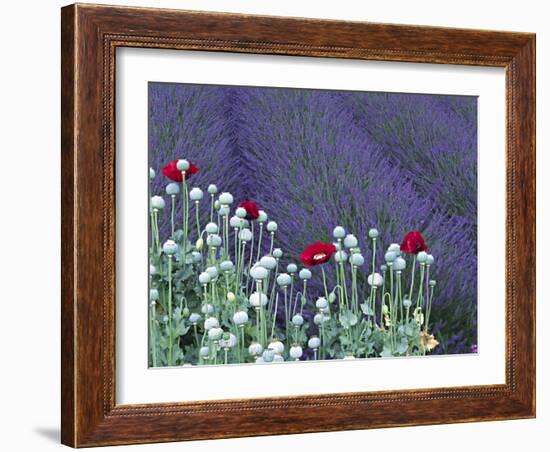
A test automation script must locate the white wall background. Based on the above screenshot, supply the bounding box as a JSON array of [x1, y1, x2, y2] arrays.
[[0, 1, 545, 451]]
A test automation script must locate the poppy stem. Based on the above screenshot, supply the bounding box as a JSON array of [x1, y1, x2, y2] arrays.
[[209, 194, 214, 224], [408, 255, 417, 301], [246, 222, 255, 296], [256, 223, 264, 263], [167, 255, 173, 366], [170, 195, 176, 238], [195, 201, 200, 240], [271, 292, 279, 339]]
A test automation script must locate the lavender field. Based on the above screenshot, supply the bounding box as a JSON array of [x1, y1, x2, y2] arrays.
[[148, 82, 477, 365]]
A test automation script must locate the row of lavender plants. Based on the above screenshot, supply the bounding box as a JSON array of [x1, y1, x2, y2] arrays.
[[149, 159, 440, 366], [149, 83, 478, 354]]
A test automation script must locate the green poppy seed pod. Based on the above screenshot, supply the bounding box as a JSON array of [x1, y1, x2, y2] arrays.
[[388, 243, 401, 254], [417, 251, 428, 263], [151, 196, 165, 210], [229, 215, 242, 228], [382, 304, 389, 315], [313, 313, 324, 325], [201, 304, 214, 315], [368, 228, 379, 239], [206, 234, 222, 247], [335, 250, 348, 263], [273, 354, 285, 362], [182, 307, 190, 318], [220, 333, 237, 349], [367, 272, 384, 287], [257, 210, 267, 222], [250, 265, 268, 280], [208, 327, 223, 341], [149, 167, 156, 179], [429, 279, 437, 287], [308, 336, 321, 349], [205, 222, 218, 234], [316, 297, 328, 310], [426, 254, 435, 265], [260, 255, 277, 270], [384, 251, 397, 263], [266, 221, 278, 232], [272, 248, 283, 259], [286, 263, 298, 274], [207, 184, 217, 195], [149, 264, 157, 275], [220, 260, 234, 272], [176, 159, 190, 171], [235, 207, 247, 218], [350, 253, 365, 267], [248, 342, 263, 356], [262, 350, 275, 362], [149, 288, 159, 301], [204, 317, 219, 330], [219, 192, 234, 205], [199, 346, 210, 358], [289, 345, 303, 359], [189, 187, 203, 201], [292, 314, 304, 326], [192, 251, 202, 263], [249, 291, 268, 307], [226, 291, 236, 303], [205, 266, 218, 279], [380, 264, 388, 272], [195, 238, 204, 251], [198, 272, 212, 285], [218, 205, 230, 216], [333, 226, 346, 239], [299, 268, 312, 280], [162, 239, 178, 255], [268, 340, 285, 355], [239, 228, 253, 242], [403, 298, 412, 308], [233, 310, 248, 325], [393, 257, 406, 271], [277, 273, 292, 286], [189, 313, 201, 324], [343, 234, 358, 248], [214, 200, 221, 210], [165, 182, 179, 196], [328, 292, 337, 303]]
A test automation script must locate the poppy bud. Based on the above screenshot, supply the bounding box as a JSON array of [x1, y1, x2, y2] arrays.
[[166, 182, 179, 196], [189, 187, 203, 201], [162, 239, 178, 255], [151, 196, 165, 210], [333, 226, 346, 239], [176, 159, 190, 171]]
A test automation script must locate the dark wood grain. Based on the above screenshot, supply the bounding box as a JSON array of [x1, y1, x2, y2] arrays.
[[61, 3, 536, 447]]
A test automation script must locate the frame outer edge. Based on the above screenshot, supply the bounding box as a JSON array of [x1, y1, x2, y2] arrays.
[[61, 3, 77, 448]]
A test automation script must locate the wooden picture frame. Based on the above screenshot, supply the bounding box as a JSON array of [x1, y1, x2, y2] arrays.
[[61, 3, 535, 447]]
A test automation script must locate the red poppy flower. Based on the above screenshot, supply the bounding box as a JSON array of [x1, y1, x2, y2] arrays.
[[299, 242, 336, 267], [400, 230, 428, 254], [162, 160, 199, 182], [238, 200, 260, 220]]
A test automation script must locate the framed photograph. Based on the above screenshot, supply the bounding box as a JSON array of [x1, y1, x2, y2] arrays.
[[61, 3, 536, 447]]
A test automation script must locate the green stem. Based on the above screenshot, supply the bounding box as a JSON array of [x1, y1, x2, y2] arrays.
[[167, 256, 173, 365], [256, 223, 264, 263], [170, 195, 176, 238], [195, 201, 201, 239], [408, 255, 417, 301]]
